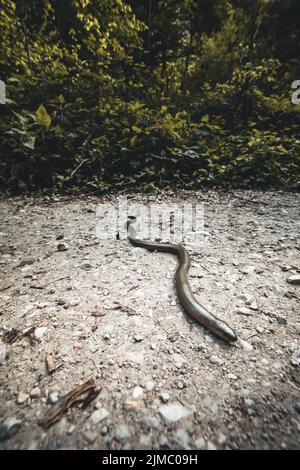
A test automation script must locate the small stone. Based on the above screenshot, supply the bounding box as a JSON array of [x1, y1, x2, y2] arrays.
[[30, 387, 41, 398], [239, 339, 253, 352], [134, 335, 144, 342], [174, 429, 190, 449], [68, 425, 75, 435], [132, 386, 144, 400], [194, 437, 205, 450], [272, 362, 282, 369], [276, 316, 287, 325], [101, 426, 108, 435], [115, 425, 131, 441], [90, 408, 109, 425], [250, 303, 258, 311], [207, 440, 217, 450], [256, 326, 264, 334], [141, 416, 160, 430], [145, 380, 155, 391], [56, 299, 66, 306], [159, 403, 193, 423], [209, 355, 223, 366], [34, 327, 48, 340], [286, 274, 300, 285], [0, 417, 22, 441], [236, 307, 252, 316], [291, 343, 300, 366], [239, 265, 255, 275], [159, 392, 170, 403], [217, 433, 227, 446], [49, 392, 59, 404], [244, 398, 254, 408], [172, 353, 184, 368], [57, 243, 69, 252], [17, 392, 29, 404], [83, 430, 98, 444], [123, 400, 141, 411], [227, 373, 237, 381]]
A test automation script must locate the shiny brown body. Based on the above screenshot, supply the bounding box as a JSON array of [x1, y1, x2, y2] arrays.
[[127, 218, 237, 343]]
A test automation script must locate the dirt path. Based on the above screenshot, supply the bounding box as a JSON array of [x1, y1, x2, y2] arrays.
[[0, 190, 299, 450]]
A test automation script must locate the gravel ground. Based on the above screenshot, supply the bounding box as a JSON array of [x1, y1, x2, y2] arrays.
[[0, 189, 299, 450]]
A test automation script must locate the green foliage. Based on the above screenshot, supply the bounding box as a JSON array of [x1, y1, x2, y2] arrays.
[[0, 0, 299, 194]]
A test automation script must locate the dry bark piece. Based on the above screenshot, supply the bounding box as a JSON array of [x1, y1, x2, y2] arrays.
[[46, 355, 63, 374], [39, 379, 100, 429]]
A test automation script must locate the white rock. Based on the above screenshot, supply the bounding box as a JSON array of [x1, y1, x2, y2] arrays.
[[239, 339, 253, 352], [17, 392, 29, 404], [90, 408, 109, 425], [236, 307, 252, 316], [217, 433, 227, 446], [194, 437, 205, 450], [145, 381, 155, 391], [209, 355, 223, 366], [30, 387, 41, 398], [159, 392, 170, 403], [174, 429, 190, 449], [159, 403, 193, 422], [34, 327, 48, 340], [0, 417, 22, 441], [172, 353, 184, 368], [132, 386, 144, 400], [49, 392, 59, 404], [115, 424, 131, 441], [227, 373, 237, 380], [286, 274, 300, 285]]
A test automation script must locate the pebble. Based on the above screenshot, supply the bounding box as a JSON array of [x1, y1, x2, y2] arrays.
[[132, 386, 144, 400], [276, 316, 287, 325], [34, 327, 48, 340], [89, 408, 109, 425], [141, 416, 160, 430], [174, 429, 190, 449], [244, 398, 254, 408], [115, 425, 131, 441], [159, 403, 193, 422], [239, 339, 253, 352], [227, 373, 237, 381], [0, 417, 22, 441], [49, 392, 59, 404], [159, 392, 170, 403], [286, 274, 300, 285], [57, 242, 69, 252], [217, 433, 227, 446], [123, 400, 141, 411], [209, 355, 223, 366], [30, 387, 41, 398], [194, 437, 205, 450], [144, 381, 155, 391], [239, 265, 255, 275], [172, 353, 184, 368], [134, 335, 144, 342], [236, 307, 252, 316], [17, 392, 29, 404], [68, 425, 75, 435], [83, 430, 98, 444]]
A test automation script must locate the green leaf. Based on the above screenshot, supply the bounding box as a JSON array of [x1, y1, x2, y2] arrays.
[[24, 135, 36, 150], [36, 105, 51, 129]]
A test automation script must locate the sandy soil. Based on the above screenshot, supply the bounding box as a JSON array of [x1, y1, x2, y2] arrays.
[[0, 190, 299, 450]]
